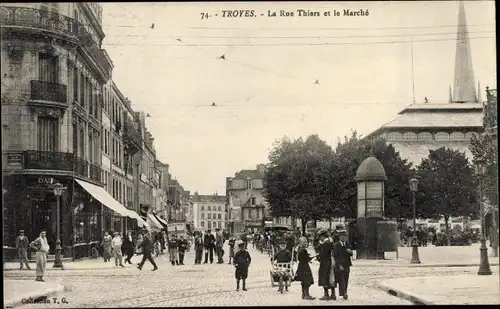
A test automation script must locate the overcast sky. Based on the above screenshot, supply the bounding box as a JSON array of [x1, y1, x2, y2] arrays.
[[100, 1, 496, 195]]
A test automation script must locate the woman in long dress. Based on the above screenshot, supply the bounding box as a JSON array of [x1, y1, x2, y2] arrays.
[[29, 230, 50, 282], [315, 229, 336, 301], [101, 232, 113, 262], [294, 236, 315, 300]]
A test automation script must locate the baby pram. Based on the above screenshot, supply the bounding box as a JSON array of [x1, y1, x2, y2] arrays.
[[269, 245, 296, 293]]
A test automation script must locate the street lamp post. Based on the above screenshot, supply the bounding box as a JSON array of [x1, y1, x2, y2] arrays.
[[409, 178, 421, 264], [474, 159, 492, 276], [53, 183, 66, 269]]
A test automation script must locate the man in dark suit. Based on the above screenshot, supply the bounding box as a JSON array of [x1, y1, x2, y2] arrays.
[[122, 230, 135, 264], [203, 229, 215, 264], [137, 232, 158, 271], [333, 229, 353, 300]]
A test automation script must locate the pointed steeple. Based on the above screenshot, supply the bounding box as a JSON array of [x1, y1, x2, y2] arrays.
[[477, 81, 482, 102], [449, 85, 453, 103], [452, 1, 478, 103]]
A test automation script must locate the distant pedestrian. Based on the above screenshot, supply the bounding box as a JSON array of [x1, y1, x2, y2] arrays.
[[204, 230, 215, 264], [135, 233, 144, 256], [137, 232, 158, 271], [112, 232, 124, 267], [102, 232, 112, 262], [30, 230, 50, 282], [295, 236, 315, 300], [228, 235, 236, 265], [16, 230, 31, 270], [194, 231, 204, 264], [168, 234, 179, 265], [178, 235, 188, 265], [216, 228, 225, 264], [122, 231, 134, 264], [234, 240, 251, 291]]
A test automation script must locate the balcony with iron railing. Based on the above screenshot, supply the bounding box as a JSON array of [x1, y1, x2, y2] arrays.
[[123, 122, 142, 154], [23, 150, 102, 184], [0, 6, 112, 80], [29, 80, 68, 108]]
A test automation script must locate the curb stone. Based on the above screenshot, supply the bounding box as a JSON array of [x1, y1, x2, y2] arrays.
[[4, 283, 66, 308], [378, 281, 433, 305]]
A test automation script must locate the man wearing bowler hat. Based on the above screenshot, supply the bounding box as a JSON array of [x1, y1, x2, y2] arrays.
[[333, 229, 353, 300]]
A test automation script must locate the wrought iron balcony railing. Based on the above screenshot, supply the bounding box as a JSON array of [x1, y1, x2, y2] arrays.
[[23, 151, 102, 184], [30, 80, 67, 105], [0, 6, 111, 79]]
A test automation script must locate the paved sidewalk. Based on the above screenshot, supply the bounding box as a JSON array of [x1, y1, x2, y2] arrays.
[[4, 253, 172, 271], [378, 273, 500, 305], [4, 280, 65, 308]]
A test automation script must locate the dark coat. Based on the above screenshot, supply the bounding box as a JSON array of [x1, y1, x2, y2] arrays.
[[317, 240, 334, 287], [178, 239, 188, 253], [333, 241, 352, 269], [122, 235, 134, 251], [204, 234, 215, 248], [273, 249, 292, 263], [294, 248, 314, 286], [234, 249, 251, 280], [168, 238, 178, 249], [139, 236, 154, 254]]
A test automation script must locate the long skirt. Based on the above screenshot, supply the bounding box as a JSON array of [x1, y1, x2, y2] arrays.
[[169, 248, 178, 262], [36, 252, 47, 277], [103, 245, 113, 260], [235, 264, 249, 280]]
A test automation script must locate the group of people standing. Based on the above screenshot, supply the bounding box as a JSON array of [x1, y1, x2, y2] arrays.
[[15, 229, 49, 282], [193, 228, 226, 264]]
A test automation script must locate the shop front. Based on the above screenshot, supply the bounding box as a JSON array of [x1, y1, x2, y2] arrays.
[[244, 218, 264, 233]]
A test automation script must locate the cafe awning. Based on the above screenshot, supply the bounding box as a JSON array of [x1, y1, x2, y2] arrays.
[[127, 210, 150, 229], [153, 213, 168, 227], [147, 213, 163, 231], [76, 179, 132, 218]]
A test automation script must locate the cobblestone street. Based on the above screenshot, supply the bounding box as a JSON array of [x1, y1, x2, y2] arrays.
[[6, 244, 496, 307]]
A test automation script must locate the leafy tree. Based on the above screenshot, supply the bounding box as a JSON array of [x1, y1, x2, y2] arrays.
[[263, 134, 337, 234], [469, 133, 498, 207], [417, 147, 477, 246], [333, 131, 414, 220]]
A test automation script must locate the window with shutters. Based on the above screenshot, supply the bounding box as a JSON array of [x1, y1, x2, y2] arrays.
[[37, 117, 59, 151], [72, 66, 78, 103], [79, 128, 85, 158], [72, 123, 78, 155], [39, 53, 58, 83], [79, 73, 85, 106]]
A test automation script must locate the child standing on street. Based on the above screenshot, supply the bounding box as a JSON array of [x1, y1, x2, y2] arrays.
[[227, 235, 236, 265], [233, 240, 251, 291]]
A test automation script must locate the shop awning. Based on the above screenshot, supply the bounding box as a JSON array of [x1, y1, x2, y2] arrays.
[[147, 213, 163, 231], [153, 214, 168, 227], [76, 179, 132, 218], [127, 210, 150, 229]]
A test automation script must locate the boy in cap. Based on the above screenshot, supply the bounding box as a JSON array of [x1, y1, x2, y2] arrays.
[[333, 229, 353, 300], [233, 240, 251, 291]]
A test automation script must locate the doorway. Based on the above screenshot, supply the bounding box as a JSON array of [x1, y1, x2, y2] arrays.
[[31, 191, 57, 253]]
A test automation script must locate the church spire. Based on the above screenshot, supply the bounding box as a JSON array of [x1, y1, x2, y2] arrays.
[[452, 1, 478, 103], [477, 81, 482, 102]]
